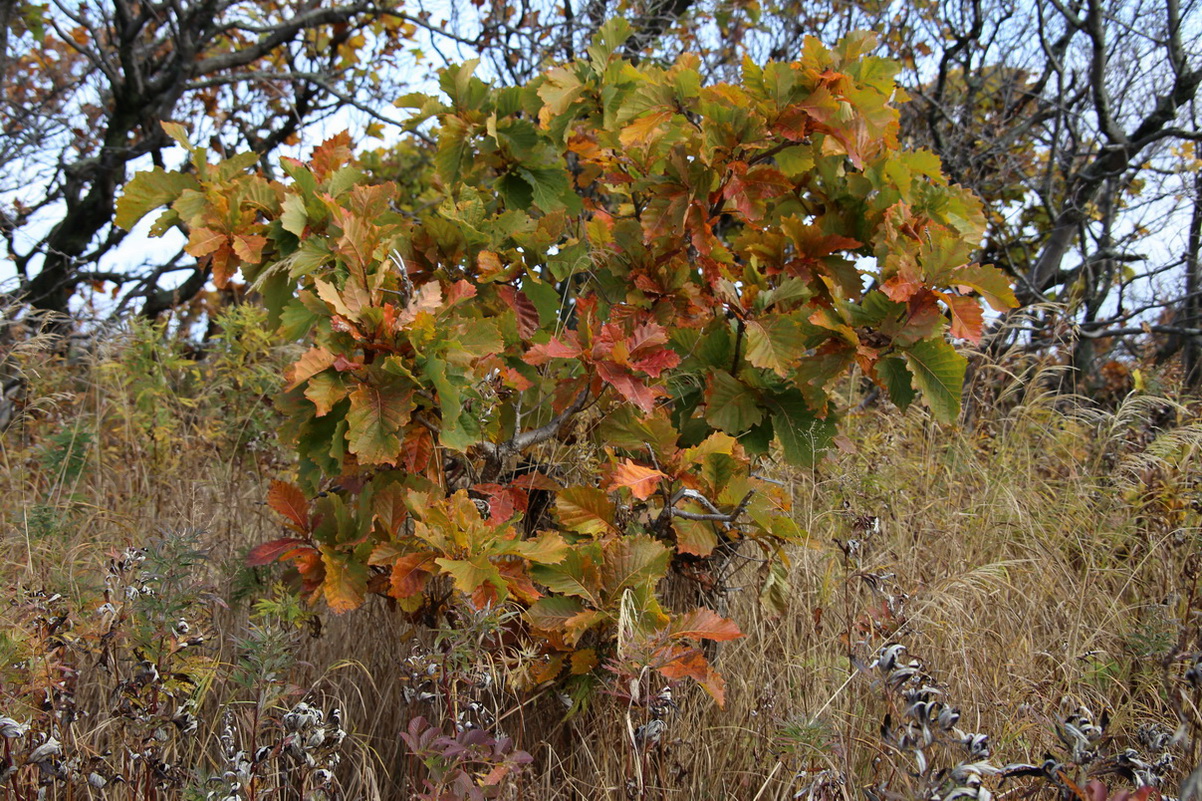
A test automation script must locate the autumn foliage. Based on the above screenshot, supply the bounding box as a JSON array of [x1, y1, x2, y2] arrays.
[[119, 23, 1016, 703]]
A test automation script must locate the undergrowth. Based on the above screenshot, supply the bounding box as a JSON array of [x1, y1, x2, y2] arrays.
[[2, 308, 1201, 800]]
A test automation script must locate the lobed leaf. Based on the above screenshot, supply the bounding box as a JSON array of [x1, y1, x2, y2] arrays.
[[247, 538, 313, 567], [346, 378, 413, 465], [903, 338, 967, 422], [669, 608, 743, 642], [604, 459, 667, 500], [267, 480, 310, 532], [116, 168, 198, 231], [555, 486, 617, 535]]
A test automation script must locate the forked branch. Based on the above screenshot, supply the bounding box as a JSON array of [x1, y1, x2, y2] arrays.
[[477, 387, 590, 462]]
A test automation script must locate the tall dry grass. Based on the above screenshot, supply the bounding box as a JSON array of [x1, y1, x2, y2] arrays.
[[1, 309, 1200, 800]]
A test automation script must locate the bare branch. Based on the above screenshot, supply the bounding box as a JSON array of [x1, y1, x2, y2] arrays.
[[477, 388, 590, 461], [670, 490, 755, 524], [193, 6, 476, 75], [1084, 0, 1125, 144]]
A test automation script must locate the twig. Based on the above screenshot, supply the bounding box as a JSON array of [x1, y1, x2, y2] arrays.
[[670, 490, 755, 523], [476, 387, 589, 460]]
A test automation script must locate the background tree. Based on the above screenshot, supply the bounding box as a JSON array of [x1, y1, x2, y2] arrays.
[[896, 0, 1202, 388], [1182, 131, 1202, 386], [0, 0, 449, 319], [691, 0, 1202, 385]]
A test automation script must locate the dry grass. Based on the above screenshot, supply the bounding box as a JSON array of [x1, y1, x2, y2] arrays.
[[2, 312, 1201, 801]]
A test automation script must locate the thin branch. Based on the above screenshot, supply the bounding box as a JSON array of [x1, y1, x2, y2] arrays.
[[1134, 126, 1202, 144], [1084, 0, 1125, 144], [193, 6, 476, 75], [76, 270, 138, 283], [670, 490, 755, 524], [1079, 324, 1202, 339], [477, 387, 590, 460], [185, 70, 406, 130]]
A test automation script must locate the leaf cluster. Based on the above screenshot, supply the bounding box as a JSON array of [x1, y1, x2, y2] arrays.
[[119, 23, 1015, 703]]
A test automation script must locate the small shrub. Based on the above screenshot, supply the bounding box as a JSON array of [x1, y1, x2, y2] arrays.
[[401, 716, 532, 801], [123, 24, 1014, 707]]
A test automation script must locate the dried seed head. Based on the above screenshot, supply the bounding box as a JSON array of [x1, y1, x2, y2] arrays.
[[0, 718, 29, 738], [937, 705, 961, 731], [651, 686, 677, 719], [134, 661, 160, 685], [1186, 655, 1202, 688], [1138, 722, 1173, 753], [173, 711, 198, 737], [305, 728, 326, 749], [875, 643, 907, 672], [27, 736, 62, 763], [959, 732, 990, 759], [950, 762, 999, 783], [634, 718, 667, 750]]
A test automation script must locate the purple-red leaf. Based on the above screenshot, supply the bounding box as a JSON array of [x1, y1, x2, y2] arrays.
[[247, 538, 313, 567]]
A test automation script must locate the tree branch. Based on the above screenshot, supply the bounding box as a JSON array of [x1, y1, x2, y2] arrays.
[[670, 489, 755, 524], [477, 387, 590, 461]]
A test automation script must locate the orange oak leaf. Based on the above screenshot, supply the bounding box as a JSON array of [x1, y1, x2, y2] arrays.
[[524, 334, 581, 365], [401, 425, 434, 474], [657, 648, 727, 707], [604, 459, 667, 500], [267, 480, 310, 532], [209, 242, 239, 287], [723, 163, 793, 221], [619, 109, 673, 148], [498, 560, 542, 604], [310, 131, 354, 180], [594, 360, 662, 414], [231, 233, 267, 263], [669, 608, 743, 641], [286, 346, 336, 390], [631, 347, 680, 378], [477, 249, 504, 279], [510, 471, 561, 491], [185, 226, 226, 259], [881, 270, 925, 303], [332, 354, 364, 372], [502, 366, 534, 391], [444, 279, 478, 307], [941, 292, 984, 343], [389, 552, 437, 599], [673, 518, 718, 557]]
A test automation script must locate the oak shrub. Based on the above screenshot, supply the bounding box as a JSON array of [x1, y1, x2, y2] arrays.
[[119, 23, 1016, 704]]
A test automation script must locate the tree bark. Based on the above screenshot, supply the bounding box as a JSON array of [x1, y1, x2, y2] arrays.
[[1184, 169, 1202, 387]]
